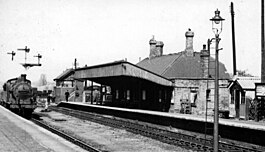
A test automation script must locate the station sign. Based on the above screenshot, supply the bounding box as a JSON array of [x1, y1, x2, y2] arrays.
[[255, 83, 265, 98]]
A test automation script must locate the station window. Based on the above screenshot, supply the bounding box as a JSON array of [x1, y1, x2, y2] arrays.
[[126, 90, 130, 100], [142, 90, 146, 100], [230, 90, 235, 104], [171, 90, 175, 105], [159, 90, 162, 102], [241, 92, 245, 104], [190, 90, 198, 107], [116, 90, 119, 99], [241, 97, 245, 104], [106, 86, 111, 94]]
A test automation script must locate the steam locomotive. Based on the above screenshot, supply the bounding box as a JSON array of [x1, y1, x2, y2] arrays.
[[0, 74, 37, 118]]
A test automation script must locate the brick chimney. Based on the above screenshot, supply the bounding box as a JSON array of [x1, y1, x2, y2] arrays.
[[149, 36, 164, 58], [156, 41, 164, 56], [185, 28, 194, 56], [200, 44, 210, 78]]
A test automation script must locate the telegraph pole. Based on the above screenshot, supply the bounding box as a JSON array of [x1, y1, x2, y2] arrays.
[[74, 58, 77, 69], [261, 0, 265, 83], [231, 2, 237, 76]]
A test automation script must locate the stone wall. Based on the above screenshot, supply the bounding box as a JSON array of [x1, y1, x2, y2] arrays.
[[54, 87, 74, 102], [72, 80, 84, 102], [54, 81, 84, 102], [170, 79, 230, 115]]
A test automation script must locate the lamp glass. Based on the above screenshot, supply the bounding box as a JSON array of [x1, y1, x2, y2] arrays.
[[210, 9, 225, 36], [214, 20, 220, 24]]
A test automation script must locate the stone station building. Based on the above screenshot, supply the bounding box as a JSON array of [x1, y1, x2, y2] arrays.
[[54, 29, 231, 116], [137, 29, 231, 115]]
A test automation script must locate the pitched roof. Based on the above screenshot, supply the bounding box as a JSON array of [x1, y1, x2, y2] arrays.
[[228, 76, 260, 90], [75, 60, 173, 87], [54, 68, 74, 81], [137, 53, 181, 75], [137, 51, 230, 79]]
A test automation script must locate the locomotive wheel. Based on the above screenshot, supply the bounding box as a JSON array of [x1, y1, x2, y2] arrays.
[[22, 108, 32, 119], [6, 103, 10, 109], [21, 108, 26, 117]]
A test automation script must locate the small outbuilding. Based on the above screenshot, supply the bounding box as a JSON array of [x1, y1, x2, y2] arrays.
[[228, 76, 260, 119]]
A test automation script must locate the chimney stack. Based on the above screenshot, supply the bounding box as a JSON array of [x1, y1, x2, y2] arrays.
[[149, 36, 164, 59], [185, 28, 194, 56], [156, 41, 164, 56], [20, 74, 26, 81], [200, 44, 210, 78], [149, 36, 157, 58]]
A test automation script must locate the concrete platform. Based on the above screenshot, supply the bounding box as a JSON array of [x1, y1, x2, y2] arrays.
[[61, 101, 265, 131], [0, 105, 86, 152], [58, 101, 265, 146]]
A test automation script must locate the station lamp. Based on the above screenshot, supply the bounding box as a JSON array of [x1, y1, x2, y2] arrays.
[[210, 9, 225, 36], [210, 9, 225, 152]]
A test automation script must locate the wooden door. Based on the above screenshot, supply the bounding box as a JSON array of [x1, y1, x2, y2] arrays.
[[239, 92, 246, 119], [235, 90, 240, 118]]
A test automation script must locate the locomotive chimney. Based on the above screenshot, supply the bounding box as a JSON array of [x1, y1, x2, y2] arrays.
[[21, 74, 26, 81]]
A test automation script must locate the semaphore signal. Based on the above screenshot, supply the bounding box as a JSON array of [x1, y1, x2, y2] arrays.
[[8, 46, 43, 69], [7, 51, 16, 61]]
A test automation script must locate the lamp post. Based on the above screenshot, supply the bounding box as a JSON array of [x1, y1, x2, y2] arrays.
[[210, 9, 225, 152]]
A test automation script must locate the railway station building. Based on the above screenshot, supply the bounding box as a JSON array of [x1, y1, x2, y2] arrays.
[[136, 29, 231, 115], [54, 29, 231, 116], [54, 61, 174, 112]]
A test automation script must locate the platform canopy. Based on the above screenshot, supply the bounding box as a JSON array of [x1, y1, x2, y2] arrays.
[[74, 60, 173, 87]]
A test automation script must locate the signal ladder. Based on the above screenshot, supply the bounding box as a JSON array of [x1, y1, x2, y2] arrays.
[[203, 38, 217, 148]]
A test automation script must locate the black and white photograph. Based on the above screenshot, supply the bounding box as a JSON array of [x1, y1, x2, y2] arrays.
[[0, 0, 264, 151]]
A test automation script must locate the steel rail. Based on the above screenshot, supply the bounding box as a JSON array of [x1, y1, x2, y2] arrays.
[[49, 106, 263, 152], [31, 117, 101, 152]]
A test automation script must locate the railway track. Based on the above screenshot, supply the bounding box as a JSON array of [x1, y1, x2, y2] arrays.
[[48, 106, 264, 152], [31, 116, 101, 152]]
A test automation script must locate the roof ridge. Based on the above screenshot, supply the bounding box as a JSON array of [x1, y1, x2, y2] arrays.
[[161, 52, 184, 75], [238, 77, 261, 80]]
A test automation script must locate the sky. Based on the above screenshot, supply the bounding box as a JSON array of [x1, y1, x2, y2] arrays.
[[0, 0, 263, 83]]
